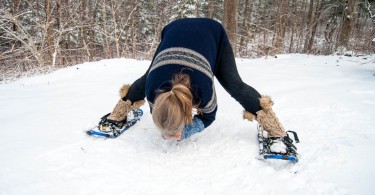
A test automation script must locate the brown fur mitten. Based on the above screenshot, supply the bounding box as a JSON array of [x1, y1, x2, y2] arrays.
[[243, 111, 256, 121], [119, 84, 131, 98], [259, 95, 273, 111], [256, 95, 286, 138], [107, 99, 132, 121]]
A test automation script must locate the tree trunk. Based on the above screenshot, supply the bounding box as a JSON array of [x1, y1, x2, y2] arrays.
[[88, 0, 94, 61], [54, 0, 62, 66], [223, 0, 238, 55], [302, 0, 324, 54], [208, 0, 215, 18], [289, 0, 297, 53], [303, 0, 314, 53], [64, 0, 70, 64], [274, 0, 289, 51], [102, 0, 111, 58], [132, 0, 140, 58], [239, 0, 250, 56], [12, 0, 20, 31], [338, 0, 358, 49], [45, 0, 53, 65], [196, 1, 200, 17]]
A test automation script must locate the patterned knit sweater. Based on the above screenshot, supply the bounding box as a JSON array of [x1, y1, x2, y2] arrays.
[[125, 18, 230, 128]]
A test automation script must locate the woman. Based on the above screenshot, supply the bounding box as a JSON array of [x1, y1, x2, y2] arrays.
[[103, 18, 296, 154]]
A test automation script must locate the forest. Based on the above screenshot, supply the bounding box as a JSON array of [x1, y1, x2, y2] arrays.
[[0, 0, 374, 80]]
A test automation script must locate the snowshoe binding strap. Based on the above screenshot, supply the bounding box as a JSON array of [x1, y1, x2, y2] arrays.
[[98, 113, 127, 133], [267, 136, 298, 157], [286, 130, 300, 143]]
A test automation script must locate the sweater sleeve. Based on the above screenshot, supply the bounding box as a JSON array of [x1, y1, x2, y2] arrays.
[[123, 74, 147, 102], [197, 107, 217, 128], [123, 64, 151, 102], [215, 42, 261, 115]]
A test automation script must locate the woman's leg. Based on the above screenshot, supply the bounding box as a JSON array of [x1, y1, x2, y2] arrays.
[[214, 42, 261, 115], [215, 42, 297, 155]]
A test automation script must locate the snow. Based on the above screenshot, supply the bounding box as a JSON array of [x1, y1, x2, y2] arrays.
[[269, 139, 287, 154], [1, 54, 375, 194]]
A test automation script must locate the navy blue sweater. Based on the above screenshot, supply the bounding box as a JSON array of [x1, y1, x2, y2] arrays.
[[148, 18, 230, 127], [124, 18, 261, 128]]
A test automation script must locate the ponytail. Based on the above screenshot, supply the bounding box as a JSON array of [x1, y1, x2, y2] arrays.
[[152, 73, 194, 136]]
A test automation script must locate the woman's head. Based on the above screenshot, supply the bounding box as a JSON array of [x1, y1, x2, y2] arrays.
[[152, 73, 194, 140]]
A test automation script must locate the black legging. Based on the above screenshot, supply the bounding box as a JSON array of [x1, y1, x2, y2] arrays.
[[215, 42, 261, 115]]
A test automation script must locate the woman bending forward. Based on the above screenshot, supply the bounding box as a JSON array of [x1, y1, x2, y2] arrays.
[[102, 18, 297, 154]]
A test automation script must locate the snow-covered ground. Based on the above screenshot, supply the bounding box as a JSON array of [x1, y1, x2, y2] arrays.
[[1, 54, 374, 195]]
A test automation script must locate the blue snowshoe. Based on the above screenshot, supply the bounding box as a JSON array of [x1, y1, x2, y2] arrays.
[[87, 109, 143, 138], [258, 125, 300, 162]]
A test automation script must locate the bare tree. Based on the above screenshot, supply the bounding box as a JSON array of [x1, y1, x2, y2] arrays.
[[223, 0, 238, 53], [2, 0, 375, 82], [238, 0, 250, 56], [337, 0, 358, 50], [1, 9, 45, 66], [273, 0, 289, 52], [364, 0, 375, 22]]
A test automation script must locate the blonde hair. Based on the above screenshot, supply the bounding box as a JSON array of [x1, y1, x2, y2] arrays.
[[152, 73, 194, 136]]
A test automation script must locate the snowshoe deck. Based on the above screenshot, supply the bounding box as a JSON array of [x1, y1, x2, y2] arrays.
[[87, 109, 143, 138], [258, 126, 299, 163]]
